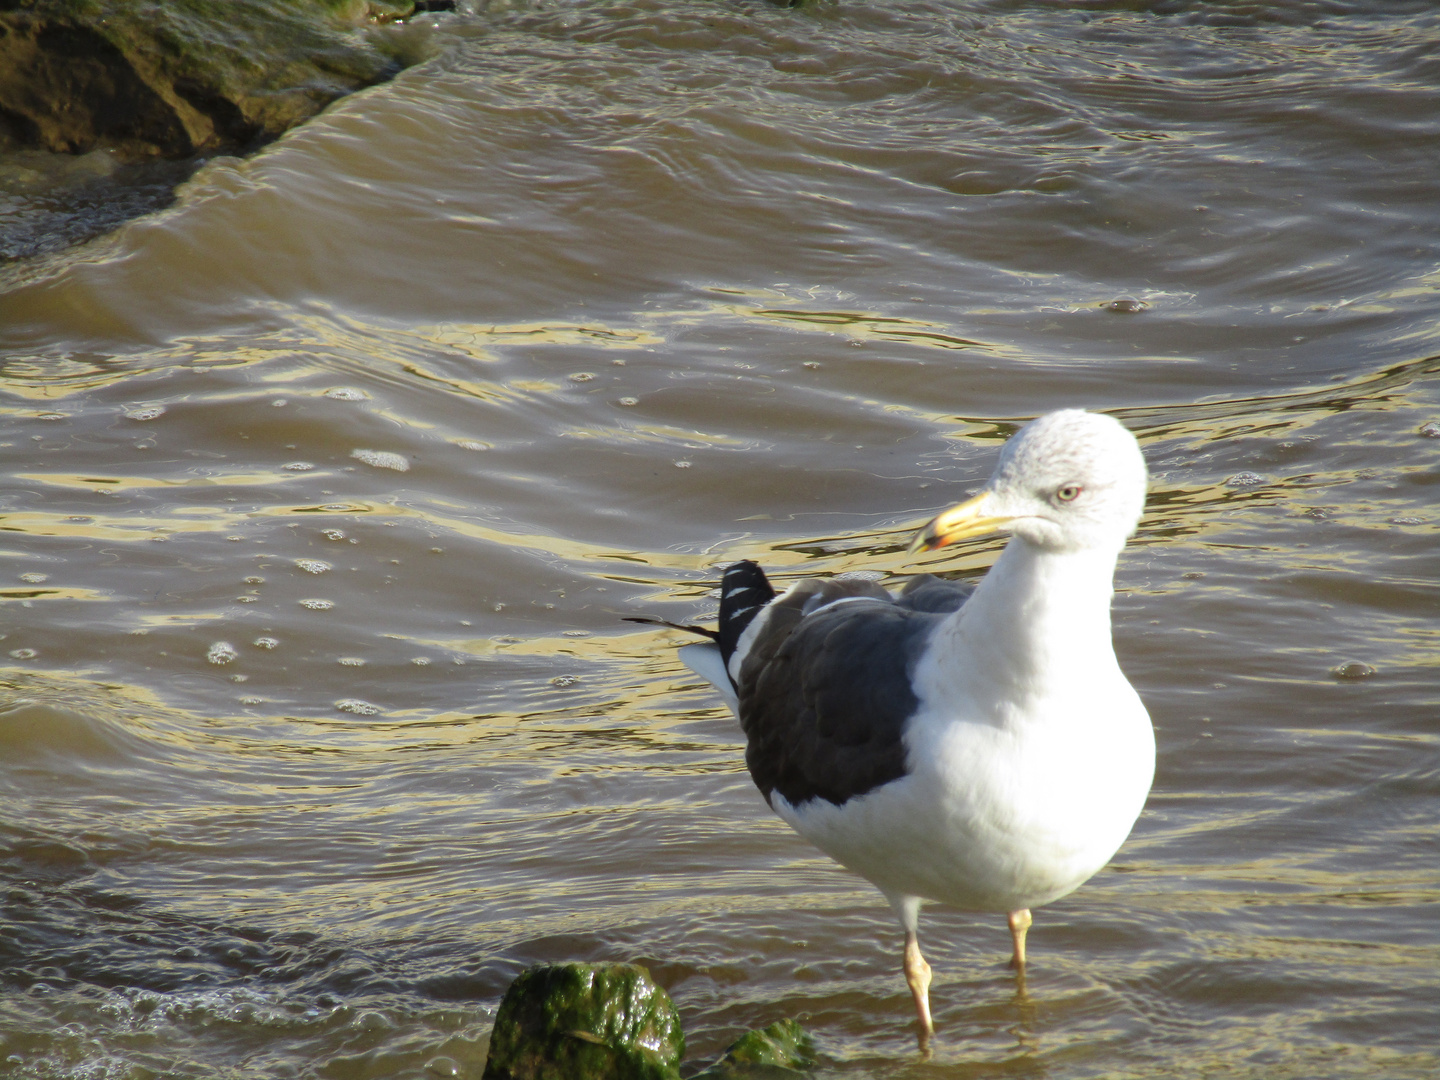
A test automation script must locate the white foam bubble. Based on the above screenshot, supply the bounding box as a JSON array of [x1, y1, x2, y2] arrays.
[[351, 449, 409, 472], [335, 698, 382, 715], [207, 642, 238, 665], [1225, 472, 1267, 487]]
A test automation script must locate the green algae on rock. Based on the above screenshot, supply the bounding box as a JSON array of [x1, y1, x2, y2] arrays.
[[694, 1019, 816, 1078], [481, 963, 685, 1080], [0, 0, 424, 159]]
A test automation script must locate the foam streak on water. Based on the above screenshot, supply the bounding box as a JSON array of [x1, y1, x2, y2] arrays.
[[1, 1, 1438, 1077]]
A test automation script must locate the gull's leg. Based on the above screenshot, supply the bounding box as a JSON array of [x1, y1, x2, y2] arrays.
[[1007, 908, 1032, 970], [903, 928, 933, 1038], [886, 893, 933, 1044]]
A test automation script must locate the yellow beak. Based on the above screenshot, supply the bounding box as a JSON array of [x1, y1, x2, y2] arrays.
[[908, 490, 1015, 553]]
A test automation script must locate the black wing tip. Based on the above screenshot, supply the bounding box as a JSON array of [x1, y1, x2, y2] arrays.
[[622, 561, 777, 662], [718, 560, 775, 665], [720, 560, 774, 603]]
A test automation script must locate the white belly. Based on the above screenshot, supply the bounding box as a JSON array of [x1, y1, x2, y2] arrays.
[[776, 686, 1155, 913]]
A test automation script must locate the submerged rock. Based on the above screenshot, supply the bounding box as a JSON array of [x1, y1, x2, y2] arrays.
[[482, 962, 685, 1080], [0, 0, 421, 159], [695, 1019, 816, 1077]]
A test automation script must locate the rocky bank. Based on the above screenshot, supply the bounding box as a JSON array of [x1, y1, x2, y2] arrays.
[[0, 0, 432, 159]]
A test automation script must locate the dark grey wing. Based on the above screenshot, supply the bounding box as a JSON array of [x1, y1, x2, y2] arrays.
[[893, 573, 973, 614], [736, 587, 942, 809]]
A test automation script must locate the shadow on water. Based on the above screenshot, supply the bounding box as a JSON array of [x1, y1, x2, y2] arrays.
[[0, 153, 200, 265]]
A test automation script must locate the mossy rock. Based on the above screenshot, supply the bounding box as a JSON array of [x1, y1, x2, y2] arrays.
[[482, 962, 685, 1080], [0, 0, 422, 158], [694, 1019, 816, 1078]]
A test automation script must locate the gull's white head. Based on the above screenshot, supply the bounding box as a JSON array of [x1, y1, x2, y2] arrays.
[[912, 409, 1148, 556]]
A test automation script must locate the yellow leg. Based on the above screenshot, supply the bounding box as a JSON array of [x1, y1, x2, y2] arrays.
[[1007, 908, 1032, 970], [903, 929, 933, 1039]]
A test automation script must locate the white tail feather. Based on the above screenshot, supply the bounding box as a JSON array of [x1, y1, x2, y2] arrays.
[[678, 643, 739, 713]]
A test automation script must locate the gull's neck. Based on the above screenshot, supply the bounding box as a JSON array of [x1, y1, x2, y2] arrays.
[[928, 535, 1125, 717]]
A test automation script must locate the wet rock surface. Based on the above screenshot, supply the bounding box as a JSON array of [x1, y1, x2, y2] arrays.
[[695, 1019, 816, 1077], [0, 0, 417, 159], [481, 963, 685, 1080]]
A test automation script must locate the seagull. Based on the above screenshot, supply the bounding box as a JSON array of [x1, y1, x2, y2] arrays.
[[634, 409, 1155, 1041]]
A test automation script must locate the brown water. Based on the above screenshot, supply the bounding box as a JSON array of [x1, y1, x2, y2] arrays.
[[2, 1, 1438, 1076]]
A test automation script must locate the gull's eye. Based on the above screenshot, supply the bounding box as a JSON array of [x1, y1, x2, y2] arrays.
[[1055, 484, 1083, 503]]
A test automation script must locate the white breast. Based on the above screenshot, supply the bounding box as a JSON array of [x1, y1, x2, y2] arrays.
[[776, 537, 1156, 914]]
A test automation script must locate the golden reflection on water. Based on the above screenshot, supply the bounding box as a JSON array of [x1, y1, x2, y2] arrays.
[[13, 470, 303, 492], [0, 495, 712, 575], [559, 421, 751, 449], [128, 610, 235, 629], [1121, 353, 1440, 435], [0, 586, 109, 603], [0, 356, 137, 397], [422, 320, 664, 359], [0, 511, 228, 539], [749, 306, 996, 353]]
